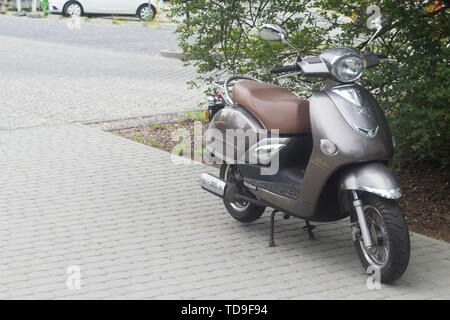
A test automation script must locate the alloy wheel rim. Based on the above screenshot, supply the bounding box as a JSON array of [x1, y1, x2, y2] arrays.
[[140, 7, 151, 19], [224, 165, 250, 212], [67, 4, 81, 17], [360, 205, 390, 267]]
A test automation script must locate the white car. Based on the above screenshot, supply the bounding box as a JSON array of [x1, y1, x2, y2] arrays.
[[48, 0, 157, 20]]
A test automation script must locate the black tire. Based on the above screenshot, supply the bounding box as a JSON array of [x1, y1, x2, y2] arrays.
[[353, 193, 410, 283], [220, 164, 266, 223], [63, 1, 83, 17], [137, 4, 156, 20]]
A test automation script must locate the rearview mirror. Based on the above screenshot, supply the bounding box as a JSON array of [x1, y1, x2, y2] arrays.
[[260, 24, 289, 42]]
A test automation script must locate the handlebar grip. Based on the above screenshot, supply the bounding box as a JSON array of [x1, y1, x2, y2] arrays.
[[270, 64, 300, 74]]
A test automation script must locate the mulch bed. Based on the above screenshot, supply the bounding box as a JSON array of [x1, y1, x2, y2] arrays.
[[115, 120, 210, 157], [114, 120, 449, 243], [395, 164, 449, 242]]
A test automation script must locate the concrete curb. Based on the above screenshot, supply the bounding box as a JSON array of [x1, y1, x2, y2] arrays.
[[160, 49, 224, 61], [44, 13, 62, 20], [5, 11, 27, 16], [84, 111, 188, 131], [2, 11, 177, 28], [160, 49, 184, 60], [26, 12, 42, 18]]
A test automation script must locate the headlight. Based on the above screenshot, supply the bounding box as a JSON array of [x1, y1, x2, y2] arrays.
[[332, 55, 365, 83]]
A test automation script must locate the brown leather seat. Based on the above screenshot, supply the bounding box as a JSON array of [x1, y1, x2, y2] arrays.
[[233, 80, 311, 135]]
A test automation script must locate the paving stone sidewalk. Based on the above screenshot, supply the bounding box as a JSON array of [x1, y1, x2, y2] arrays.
[[0, 35, 204, 130], [0, 124, 448, 299]]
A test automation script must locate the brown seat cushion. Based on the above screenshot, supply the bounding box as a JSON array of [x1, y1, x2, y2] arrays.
[[233, 80, 311, 135]]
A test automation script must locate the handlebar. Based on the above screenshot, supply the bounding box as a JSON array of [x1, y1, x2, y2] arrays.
[[361, 51, 396, 68], [376, 53, 388, 59], [270, 64, 300, 74]]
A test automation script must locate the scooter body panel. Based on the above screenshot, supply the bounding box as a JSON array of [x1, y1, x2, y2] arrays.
[[206, 105, 266, 163], [339, 162, 402, 199], [295, 84, 395, 220], [205, 84, 397, 222]]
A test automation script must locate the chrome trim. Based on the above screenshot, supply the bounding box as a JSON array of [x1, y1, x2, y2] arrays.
[[360, 204, 390, 267], [243, 181, 257, 190], [207, 96, 216, 105], [254, 144, 285, 152], [340, 162, 402, 200], [330, 85, 364, 107], [352, 191, 374, 250], [199, 173, 226, 197], [246, 139, 289, 165], [331, 54, 366, 83], [254, 144, 285, 164], [223, 76, 262, 105], [355, 125, 379, 138], [320, 47, 365, 83], [358, 185, 402, 199]]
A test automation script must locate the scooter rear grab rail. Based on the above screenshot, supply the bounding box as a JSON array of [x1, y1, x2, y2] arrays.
[[219, 76, 262, 105]]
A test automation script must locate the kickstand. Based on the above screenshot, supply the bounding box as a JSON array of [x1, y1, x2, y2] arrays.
[[269, 210, 279, 247], [303, 220, 316, 240]]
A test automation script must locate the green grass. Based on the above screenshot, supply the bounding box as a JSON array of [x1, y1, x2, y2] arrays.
[[149, 124, 168, 131], [146, 139, 159, 147], [195, 142, 207, 156], [112, 16, 127, 25], [185, 110, 208, 122], [172, 143, 190, 156], [143, 19, 160, 29]]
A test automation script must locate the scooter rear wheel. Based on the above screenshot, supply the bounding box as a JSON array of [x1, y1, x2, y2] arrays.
[[220, 164, 266, 223], [353, 193, 410, 283]]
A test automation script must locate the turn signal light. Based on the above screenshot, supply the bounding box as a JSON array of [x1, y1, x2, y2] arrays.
[[320, 139, 338, 156]]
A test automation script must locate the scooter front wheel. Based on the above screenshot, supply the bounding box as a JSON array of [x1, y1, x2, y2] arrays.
[[353, 193, 410, 283], [220, 164, 266, 223]]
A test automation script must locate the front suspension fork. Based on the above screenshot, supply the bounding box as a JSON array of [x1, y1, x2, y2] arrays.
[[351, 191, 374, 250]]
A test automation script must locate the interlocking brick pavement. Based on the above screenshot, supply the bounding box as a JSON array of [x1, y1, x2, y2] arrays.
[[0, 34, 203, 130], [0, 124, 449, 299], [0, 13, 448, 300], [0, 14, 179, 55]]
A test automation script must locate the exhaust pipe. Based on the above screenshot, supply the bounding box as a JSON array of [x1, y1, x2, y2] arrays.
[[200, 173, 260, 205], [200, 173, 226, 198]]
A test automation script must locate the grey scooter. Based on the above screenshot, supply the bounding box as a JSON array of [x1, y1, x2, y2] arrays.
[[200, 16, 410, 283]]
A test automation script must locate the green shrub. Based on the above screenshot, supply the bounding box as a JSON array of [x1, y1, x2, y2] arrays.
[[169, 0, 449, 166]]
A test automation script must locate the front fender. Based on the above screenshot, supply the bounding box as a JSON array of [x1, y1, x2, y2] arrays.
[[339, 162, 402, 199]]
